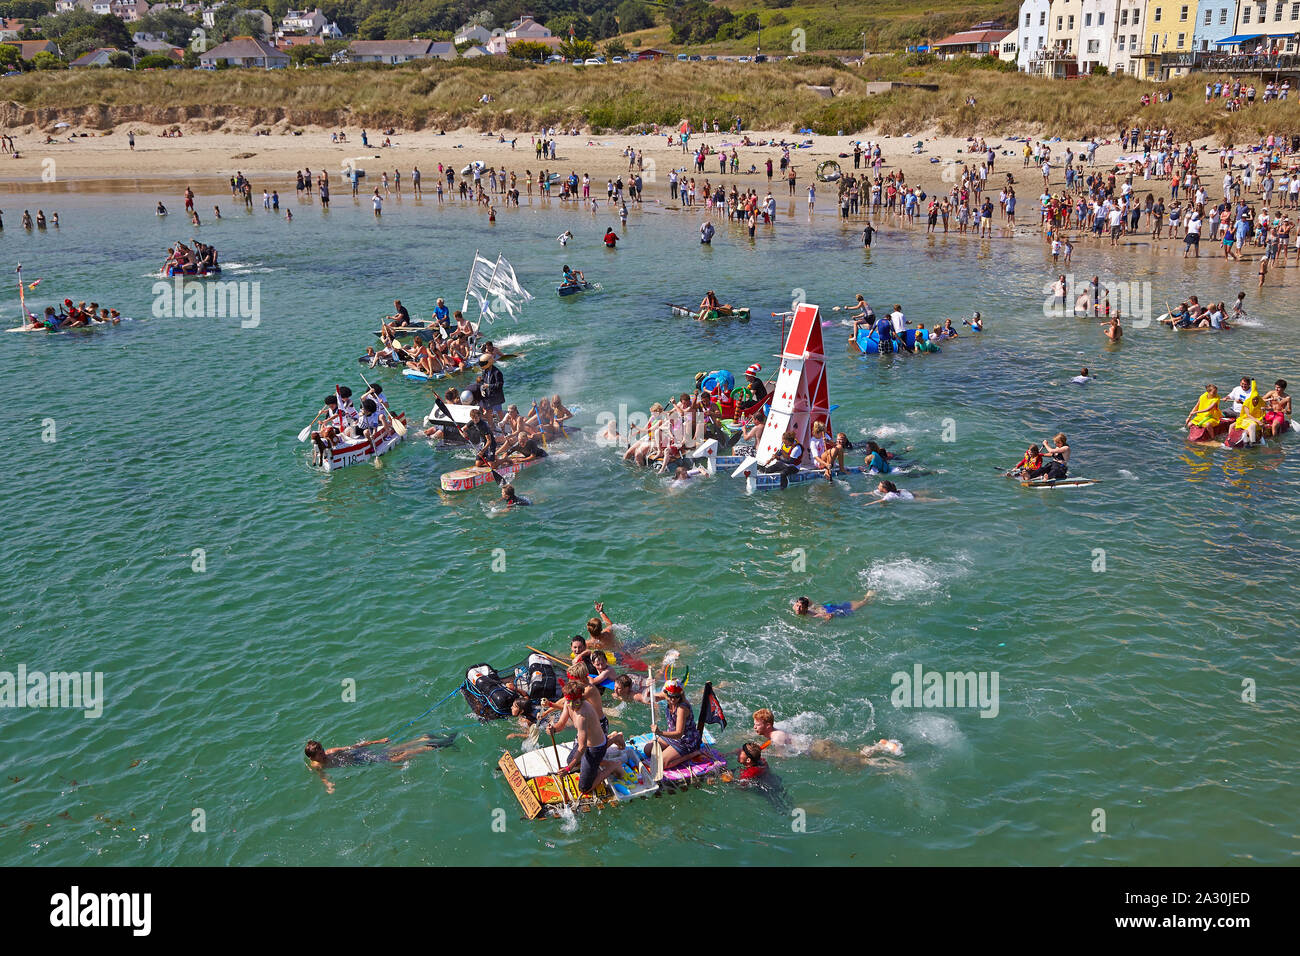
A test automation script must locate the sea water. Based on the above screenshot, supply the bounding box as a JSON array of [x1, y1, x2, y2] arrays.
[[1, 183, 1296, 864]]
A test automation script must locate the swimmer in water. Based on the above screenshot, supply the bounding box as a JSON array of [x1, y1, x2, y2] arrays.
[[499, 482, 531, 509], [853, 480, 943, 504], [752, 708, 795, 752], [809, 737, 905, 768], [304, 734, 456, 793], [792, 591, 876, 620]]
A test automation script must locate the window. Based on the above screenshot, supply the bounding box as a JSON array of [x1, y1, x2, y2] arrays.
[[1151, 35, 1159, 52], [1275, 2, 1283, 19], [1040, 11, 1046, 25], [1025, 12, 1031, 25], [1220, 9, 1228, 23], [1204, 9, 1211, 23], [1037, 35, 1044, 47], [1180, 5, 1188, 19], [1085, 12, 1092, 25], [1057, 15, 1063, 28], [1243, 6, 1251, 21], [1292, 3, 1299, 19], [1121, 8, 1129, 24], [1068, 14, 1075, 28], [1118, 35, 1126, 49], [1099, 12, 1105, 23], [1088, 38, 1099, 52], [1177, 32, 1185, 46], [1154, 7, 1161, 21]]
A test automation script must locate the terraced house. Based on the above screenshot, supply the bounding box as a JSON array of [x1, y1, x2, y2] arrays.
[[1017, 0, 1300, 76]]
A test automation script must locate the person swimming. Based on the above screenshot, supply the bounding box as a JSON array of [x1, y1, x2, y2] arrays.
[[304, 734, 456, 793], [792, 591, 876, 620]]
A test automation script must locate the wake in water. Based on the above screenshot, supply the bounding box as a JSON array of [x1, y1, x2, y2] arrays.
[[858, 552, 971, 605]]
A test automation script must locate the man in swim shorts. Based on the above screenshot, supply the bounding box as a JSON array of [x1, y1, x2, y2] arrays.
[[791, 591, 876, 620], [557, 683, 618, 795]]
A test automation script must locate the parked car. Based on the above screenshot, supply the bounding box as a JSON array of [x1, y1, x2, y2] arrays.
[[737, 56, 750, 63], [676, 53, 688, 61], [611, 56, 623, 63], [754, 54, 768, 63], [584, 57, 604, 65], [687, 54, 702, 61], [545, 55, 565, 64]]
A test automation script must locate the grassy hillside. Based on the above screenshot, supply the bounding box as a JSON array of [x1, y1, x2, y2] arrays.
[[2, 56, 1293, 144]]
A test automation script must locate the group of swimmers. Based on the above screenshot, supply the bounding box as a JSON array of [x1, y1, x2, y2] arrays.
[[20, 297, 122, 331], [424, 392, 573, 472], [161, 240, 219, 276]]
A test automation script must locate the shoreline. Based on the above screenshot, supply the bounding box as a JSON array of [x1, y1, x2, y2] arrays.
[[4, 122, 1296, 285]]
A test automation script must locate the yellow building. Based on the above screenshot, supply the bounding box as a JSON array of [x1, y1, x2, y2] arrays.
[[1134, 1, 1199, 80]]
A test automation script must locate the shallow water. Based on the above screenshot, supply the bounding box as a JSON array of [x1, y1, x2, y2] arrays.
[[2, 185, 1296, 865]]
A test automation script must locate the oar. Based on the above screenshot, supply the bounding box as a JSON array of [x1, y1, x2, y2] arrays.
[[297, 410, 324, 442], [433, 394, 506, 483], [360, 372, 407, 437], [548, 729, 572, 811], [648, 674, 664, 782], [525, 645, 569, 668]]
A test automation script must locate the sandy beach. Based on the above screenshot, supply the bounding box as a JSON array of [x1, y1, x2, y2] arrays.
[[3, 120, 1174, 195]]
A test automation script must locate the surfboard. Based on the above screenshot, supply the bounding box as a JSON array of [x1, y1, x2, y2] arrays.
[[1020, 478, 1101, 489]]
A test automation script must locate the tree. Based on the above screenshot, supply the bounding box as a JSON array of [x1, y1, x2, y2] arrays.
[[31, 49, 63, 69], [289, 43, 329, 65], [356, 10, 394, 40], [136, 9, 201, 47], [508, 40, 550, 61], [0, 43, 20, 69], [548, 13, 592, 42], [108, 49, 133, 68], [604, 38, 629, 59], [615, 1, 654, 33], [558, 38, 595, 61]]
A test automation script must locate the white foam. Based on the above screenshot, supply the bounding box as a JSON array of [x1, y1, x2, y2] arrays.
[[859, 553, 969, 604], [1117, 469, 1139, 480], [494, 332, 540, 348]]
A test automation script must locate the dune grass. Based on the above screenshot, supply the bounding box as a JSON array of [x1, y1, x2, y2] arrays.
[[1, 57, 1292, 145]]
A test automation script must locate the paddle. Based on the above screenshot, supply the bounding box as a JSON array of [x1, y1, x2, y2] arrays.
[[297, 410, 324, 443], [524, 645, 569, 668], [433, 393, 507, 484], [360, 372, 406, 437], [648, 675, 664, 783], [548, 729, 572, 811]]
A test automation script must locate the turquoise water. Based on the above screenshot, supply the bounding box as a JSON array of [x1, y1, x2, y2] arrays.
[[2, 185, 1297, 865]]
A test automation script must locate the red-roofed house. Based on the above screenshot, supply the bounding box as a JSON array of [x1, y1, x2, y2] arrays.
[[933, 22, 1013, 59]]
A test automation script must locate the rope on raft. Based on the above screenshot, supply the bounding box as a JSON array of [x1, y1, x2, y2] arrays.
[[382, 684, 464, 742]]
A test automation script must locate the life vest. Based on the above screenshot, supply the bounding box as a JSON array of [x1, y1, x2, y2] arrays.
[[780, 438, 804, 463]]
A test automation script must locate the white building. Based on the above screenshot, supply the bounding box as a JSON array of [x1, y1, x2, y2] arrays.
[[454, 24, 492, 45], [1111, 0, 1147, 75], [1077, 0, 1118, 74], [1017, 0, 1052, 71]]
